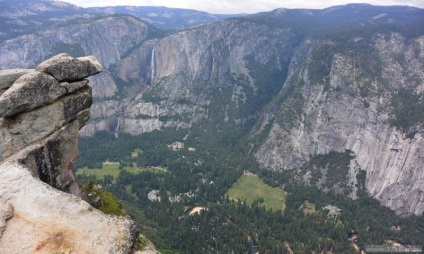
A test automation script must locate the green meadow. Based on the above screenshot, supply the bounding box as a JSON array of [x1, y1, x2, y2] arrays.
[[227, 174, 286, 212], [77, 163, 166, 179]]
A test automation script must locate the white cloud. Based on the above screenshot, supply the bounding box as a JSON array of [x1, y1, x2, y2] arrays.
[[64, 0, 424, 14]]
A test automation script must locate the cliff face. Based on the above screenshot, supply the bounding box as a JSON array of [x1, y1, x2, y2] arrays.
[[90, 19, 294, 136], [0, 54, 141, 253], [256, 33, 424, 216]]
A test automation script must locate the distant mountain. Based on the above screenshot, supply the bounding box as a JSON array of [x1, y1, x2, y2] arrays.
[[0, 0, 243, 43], [0, 0, 96, 42], [247, 3, 424, 34], [88, 6, 245, 30]]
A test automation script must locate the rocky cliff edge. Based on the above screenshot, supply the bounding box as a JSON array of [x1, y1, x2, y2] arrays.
[[0, 53, 149, 253]]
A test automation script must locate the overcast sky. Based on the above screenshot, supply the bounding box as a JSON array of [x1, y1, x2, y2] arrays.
[[63, 0, 424, 14]]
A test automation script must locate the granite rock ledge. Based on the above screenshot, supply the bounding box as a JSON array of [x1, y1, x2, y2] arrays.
[[0, 54, 146, 254]]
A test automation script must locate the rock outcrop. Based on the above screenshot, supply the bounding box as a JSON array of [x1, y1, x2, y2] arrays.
[[0, 54, 141, 253], [0, 163, 139, 254], [255, 34, 424, 216], [0, 69, 32, 90], [35, 54, 102, 82]]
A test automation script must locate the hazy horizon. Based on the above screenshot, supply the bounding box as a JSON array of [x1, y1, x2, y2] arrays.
[[62, 0, 424, 14]]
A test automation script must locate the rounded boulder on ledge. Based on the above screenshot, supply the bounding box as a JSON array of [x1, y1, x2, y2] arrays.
[[35, 53, 103, 82]]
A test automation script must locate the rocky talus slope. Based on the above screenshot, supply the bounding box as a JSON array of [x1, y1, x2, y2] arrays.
[[0, 54, 151, 253]]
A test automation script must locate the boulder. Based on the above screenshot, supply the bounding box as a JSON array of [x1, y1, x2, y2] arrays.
[[60, 79, 89, 93], [36, 53, 102, 81], [0, 71, 66, 117], [0, 101, 66, 161], [0, 69, 32, 89], [0, 87, 92, 161]]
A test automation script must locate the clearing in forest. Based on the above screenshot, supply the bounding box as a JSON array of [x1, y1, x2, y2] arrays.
[[226, 174, 286, 212], [77, 164, 167, 179]]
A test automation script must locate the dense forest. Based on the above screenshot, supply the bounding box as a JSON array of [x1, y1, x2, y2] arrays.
[[77, 128, 424, 253]]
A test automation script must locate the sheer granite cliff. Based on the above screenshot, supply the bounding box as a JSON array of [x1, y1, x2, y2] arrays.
[[84, 19, 295, 136], [256, 33, 424, 216], [0, 54, 151, 253]]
